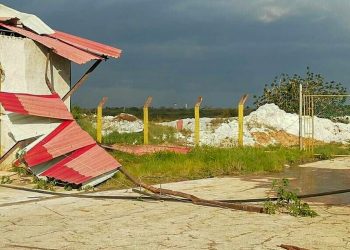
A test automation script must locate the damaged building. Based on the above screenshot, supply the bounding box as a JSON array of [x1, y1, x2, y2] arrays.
[[0, 4, 122, 187]]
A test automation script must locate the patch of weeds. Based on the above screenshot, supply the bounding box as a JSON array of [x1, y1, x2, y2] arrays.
[[263, 200, 277, 214], [180, 128, 192, 137], [103, 131, 143, 145], [264, 178, 318, 217], [0, 176, 12, 184], [314, 143, 350, 159], [64, 184, 73, 191], [11, 166, 30, 176], [32, 177, 56, 191], [149, 123, 177, 144]]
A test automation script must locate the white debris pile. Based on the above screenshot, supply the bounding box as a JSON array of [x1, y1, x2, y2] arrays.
[[101, 113, 143, 135], [161, 117, 254, 146], [161, 103, 350, 146], [246, 104, 350, 143]]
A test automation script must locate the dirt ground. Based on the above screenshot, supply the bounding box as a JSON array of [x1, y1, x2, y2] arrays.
[[0, 158, 349, 250]]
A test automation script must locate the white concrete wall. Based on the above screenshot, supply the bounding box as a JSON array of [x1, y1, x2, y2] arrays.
[[0, 34, 71, 166]]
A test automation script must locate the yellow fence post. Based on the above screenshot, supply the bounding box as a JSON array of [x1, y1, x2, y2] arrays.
[[143, 96, 153, 145], [194, 96, 203, 146], [96, 96, 108, 144], [238, 94, 248, 147]]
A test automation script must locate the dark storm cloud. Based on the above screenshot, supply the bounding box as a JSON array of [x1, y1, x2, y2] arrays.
[[2, 0, 350, 107]]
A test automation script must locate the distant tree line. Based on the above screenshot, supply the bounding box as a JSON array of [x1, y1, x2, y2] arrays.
[[72, 106, 255, 121]]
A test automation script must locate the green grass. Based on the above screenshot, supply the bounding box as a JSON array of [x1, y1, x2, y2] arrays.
[[101, 146, 315, 190], [76, 117, 97, 140], [313, 143, 350, 159], [73, 110, 350, 191], [102, 123, 179, 145], [103, 131, 143, 145], [102, 144, 350, 190]]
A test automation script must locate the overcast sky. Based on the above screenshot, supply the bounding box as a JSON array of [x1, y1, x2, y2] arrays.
[[3, 0, 350, 107]]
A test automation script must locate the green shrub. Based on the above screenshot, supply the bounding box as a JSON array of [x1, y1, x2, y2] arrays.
[[264, 178, 318, 217]]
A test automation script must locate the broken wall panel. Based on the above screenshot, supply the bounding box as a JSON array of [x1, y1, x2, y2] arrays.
[[2, 113, 61, 141]]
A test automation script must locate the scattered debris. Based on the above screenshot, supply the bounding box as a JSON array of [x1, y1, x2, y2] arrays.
[[115, 113, 139, 122], [161, 103, 350, 146], [99, 114, 143, 135]]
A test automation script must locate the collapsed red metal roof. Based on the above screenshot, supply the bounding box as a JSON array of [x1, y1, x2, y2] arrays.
[[0, 8, 123, 186], [50, 30, 122, 59], [24, 120, 96, 167], [0, 92, 73, 120], [40, 144, 121, 185], [0, 23, 102, 64], [0, 23, 122, 64]]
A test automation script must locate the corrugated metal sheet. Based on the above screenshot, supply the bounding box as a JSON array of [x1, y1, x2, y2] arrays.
[[24, 120, 96, 167], [0, 92, 73, 120], [50, 30, 122, 59], [40, 144, 121, 184], [0, 23, 102, 64]]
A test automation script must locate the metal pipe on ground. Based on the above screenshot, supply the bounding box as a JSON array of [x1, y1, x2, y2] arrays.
[[119, 167, 264, 213], [0, 183, 349, 204]]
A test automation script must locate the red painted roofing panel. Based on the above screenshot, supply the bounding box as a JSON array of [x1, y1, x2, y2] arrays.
[[41, 144, 121, 184], [50, 30, 122, 59], [0, 23, 102, 64], [24, 120, 96, 167], [0, 92, 73, 120]]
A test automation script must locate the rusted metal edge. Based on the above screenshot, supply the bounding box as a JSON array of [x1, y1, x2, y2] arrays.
[[195, 96, 203, 107], [143, 96, 153, 108], [98, 96, 108, 108], [239, 94, 249, 105], [279, 244, 309, 250]]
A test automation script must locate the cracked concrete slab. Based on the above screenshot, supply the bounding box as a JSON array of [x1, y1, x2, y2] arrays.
[[0, 158, 349, 249]]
